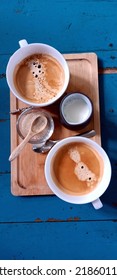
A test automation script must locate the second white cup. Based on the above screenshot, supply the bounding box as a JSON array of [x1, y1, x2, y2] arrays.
[[45, 137, 111, 209]]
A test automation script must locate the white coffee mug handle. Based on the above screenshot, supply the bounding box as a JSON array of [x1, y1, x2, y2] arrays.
[[19, 39, 28, 48], [92, 198, 103, 209]]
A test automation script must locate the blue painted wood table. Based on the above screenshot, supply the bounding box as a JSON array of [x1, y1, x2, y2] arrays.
[[0, 0, 117, 260]]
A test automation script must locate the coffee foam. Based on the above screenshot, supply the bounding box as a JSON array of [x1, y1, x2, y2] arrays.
[[68, 147, 97, 188], [14, 54, 65, 103], [52, 142, 103, 196]]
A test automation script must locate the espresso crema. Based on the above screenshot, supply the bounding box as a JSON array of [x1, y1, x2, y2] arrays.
[[52, 142, 104, 196], [14, 54, 65, 103]]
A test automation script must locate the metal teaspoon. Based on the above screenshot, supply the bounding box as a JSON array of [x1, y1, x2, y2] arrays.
[[32, 129, 96, 154]]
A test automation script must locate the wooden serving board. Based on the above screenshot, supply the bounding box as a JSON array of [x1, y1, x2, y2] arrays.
[[10, 53, 101, 196]]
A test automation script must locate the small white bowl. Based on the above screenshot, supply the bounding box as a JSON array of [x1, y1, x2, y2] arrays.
[[60, 92, 93, 129]]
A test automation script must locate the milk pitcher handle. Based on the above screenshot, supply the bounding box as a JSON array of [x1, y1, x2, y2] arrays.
[[92, 198, 103, 209], [19, 39, 28, 48]]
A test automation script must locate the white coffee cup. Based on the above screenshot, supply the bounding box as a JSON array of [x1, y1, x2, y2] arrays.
[[6, 39, 70, 107], [45, 137, 111, 209]]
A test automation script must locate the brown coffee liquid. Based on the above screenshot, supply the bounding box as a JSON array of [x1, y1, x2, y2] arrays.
[[52, 142, 104, 196], [14, 54, 65, 103]]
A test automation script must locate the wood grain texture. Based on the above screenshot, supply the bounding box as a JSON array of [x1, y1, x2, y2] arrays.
[[10, 53, 100, 196]]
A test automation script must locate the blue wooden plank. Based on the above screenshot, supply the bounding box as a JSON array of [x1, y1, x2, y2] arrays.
[[0, 172, 117, 223], [0, 120, 10, 172], [0, 1, 117, 55], [97, 50, 117, 69], [99, 74, 117, 157], [99, 74, 117, 211], [0, 221, 117, 260], [0, 55, 10, 118]]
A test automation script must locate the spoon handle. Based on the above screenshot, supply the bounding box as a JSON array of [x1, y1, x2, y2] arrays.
[[9, 131, 33, 162], [32, 129, 96, 153]]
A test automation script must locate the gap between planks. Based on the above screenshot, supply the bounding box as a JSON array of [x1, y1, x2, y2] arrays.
[[99, 68, 117, 74]]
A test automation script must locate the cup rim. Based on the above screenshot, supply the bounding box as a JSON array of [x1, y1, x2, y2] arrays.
[[6, 42, 70, 107], [45, 137, 112, 204]]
